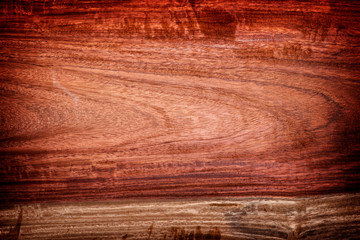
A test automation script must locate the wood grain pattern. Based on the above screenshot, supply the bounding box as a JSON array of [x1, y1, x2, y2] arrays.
[[1, 194, 360, 239], [1, 0, 360, 204]]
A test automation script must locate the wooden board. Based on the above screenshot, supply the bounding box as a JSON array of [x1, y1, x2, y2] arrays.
[[1, 0, 360, 239], [1, 194, 360, 239]]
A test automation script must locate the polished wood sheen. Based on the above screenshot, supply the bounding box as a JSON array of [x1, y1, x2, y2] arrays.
[[0, 0, 360, 238]]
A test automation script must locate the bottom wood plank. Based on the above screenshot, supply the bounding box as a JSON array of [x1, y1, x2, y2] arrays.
[[1, 194, 359, 240]]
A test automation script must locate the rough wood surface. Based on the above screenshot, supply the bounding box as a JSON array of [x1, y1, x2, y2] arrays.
[[1, 194, 360, 239]]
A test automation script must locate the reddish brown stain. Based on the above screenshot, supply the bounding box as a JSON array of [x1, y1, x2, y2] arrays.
[[196, 7, 237, 39]]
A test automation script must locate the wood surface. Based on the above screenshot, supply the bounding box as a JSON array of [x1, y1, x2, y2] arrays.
[[1, 0, 360, 239], [1, 194, 360, 239]]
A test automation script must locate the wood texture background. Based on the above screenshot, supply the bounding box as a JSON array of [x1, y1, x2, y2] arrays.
[[1, 194, 360, 239], [1, 0, 360, 239]]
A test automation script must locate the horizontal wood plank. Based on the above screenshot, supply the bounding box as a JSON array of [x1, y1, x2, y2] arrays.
[[1, 194, 360, 239]]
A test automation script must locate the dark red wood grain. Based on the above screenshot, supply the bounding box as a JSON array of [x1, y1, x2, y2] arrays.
[[0, 0, 360, 204]]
